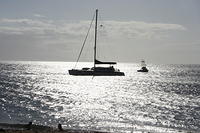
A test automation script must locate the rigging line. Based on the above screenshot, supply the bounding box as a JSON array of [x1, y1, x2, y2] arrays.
[[74, 12, 95, 69]]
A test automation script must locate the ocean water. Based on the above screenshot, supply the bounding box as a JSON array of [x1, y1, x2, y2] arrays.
[[0, 61, 200, 133]]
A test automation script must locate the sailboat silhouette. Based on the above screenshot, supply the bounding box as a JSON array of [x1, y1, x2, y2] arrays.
[[69, 9, 125, 76]]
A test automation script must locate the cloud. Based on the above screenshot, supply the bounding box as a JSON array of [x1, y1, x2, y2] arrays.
[[0, 18, 186, 41], [99, 21, 186, 40], [0, 18, 193, 63], [33, 14, 46, 18]]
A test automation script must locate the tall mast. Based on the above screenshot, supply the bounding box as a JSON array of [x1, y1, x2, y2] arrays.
[[94, 9, 98, 68]]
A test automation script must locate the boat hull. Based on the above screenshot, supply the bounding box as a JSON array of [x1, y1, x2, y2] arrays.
[[69, 69, 125, 76], [137, 67, 148, 72], [137, 70, 148, 72]]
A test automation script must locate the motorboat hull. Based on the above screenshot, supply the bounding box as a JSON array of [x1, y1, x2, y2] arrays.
[[137, 69, 148, 72], [137, 66, 148, 72]]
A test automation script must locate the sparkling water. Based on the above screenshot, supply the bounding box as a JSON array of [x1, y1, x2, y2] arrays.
[[0, 61, 200, 133]]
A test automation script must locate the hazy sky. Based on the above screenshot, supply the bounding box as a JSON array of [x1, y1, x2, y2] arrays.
[[0, 0, 200, 64]]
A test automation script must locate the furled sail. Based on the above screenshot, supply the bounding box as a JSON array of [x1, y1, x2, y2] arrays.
[[95, 59, 117, 65]]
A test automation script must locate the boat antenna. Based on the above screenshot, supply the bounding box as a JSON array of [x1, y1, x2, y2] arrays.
[[94, 9, 98, 69], [74, 11, 95, 68]]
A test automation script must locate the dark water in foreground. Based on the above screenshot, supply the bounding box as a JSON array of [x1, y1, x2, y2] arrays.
[[0, 61, 200, 133]]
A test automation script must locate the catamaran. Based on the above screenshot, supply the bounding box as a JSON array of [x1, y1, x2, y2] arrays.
[[68, 9, 125, 76]]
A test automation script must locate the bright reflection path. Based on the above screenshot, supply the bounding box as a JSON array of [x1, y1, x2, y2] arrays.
[[0, 61, 200, 133]]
